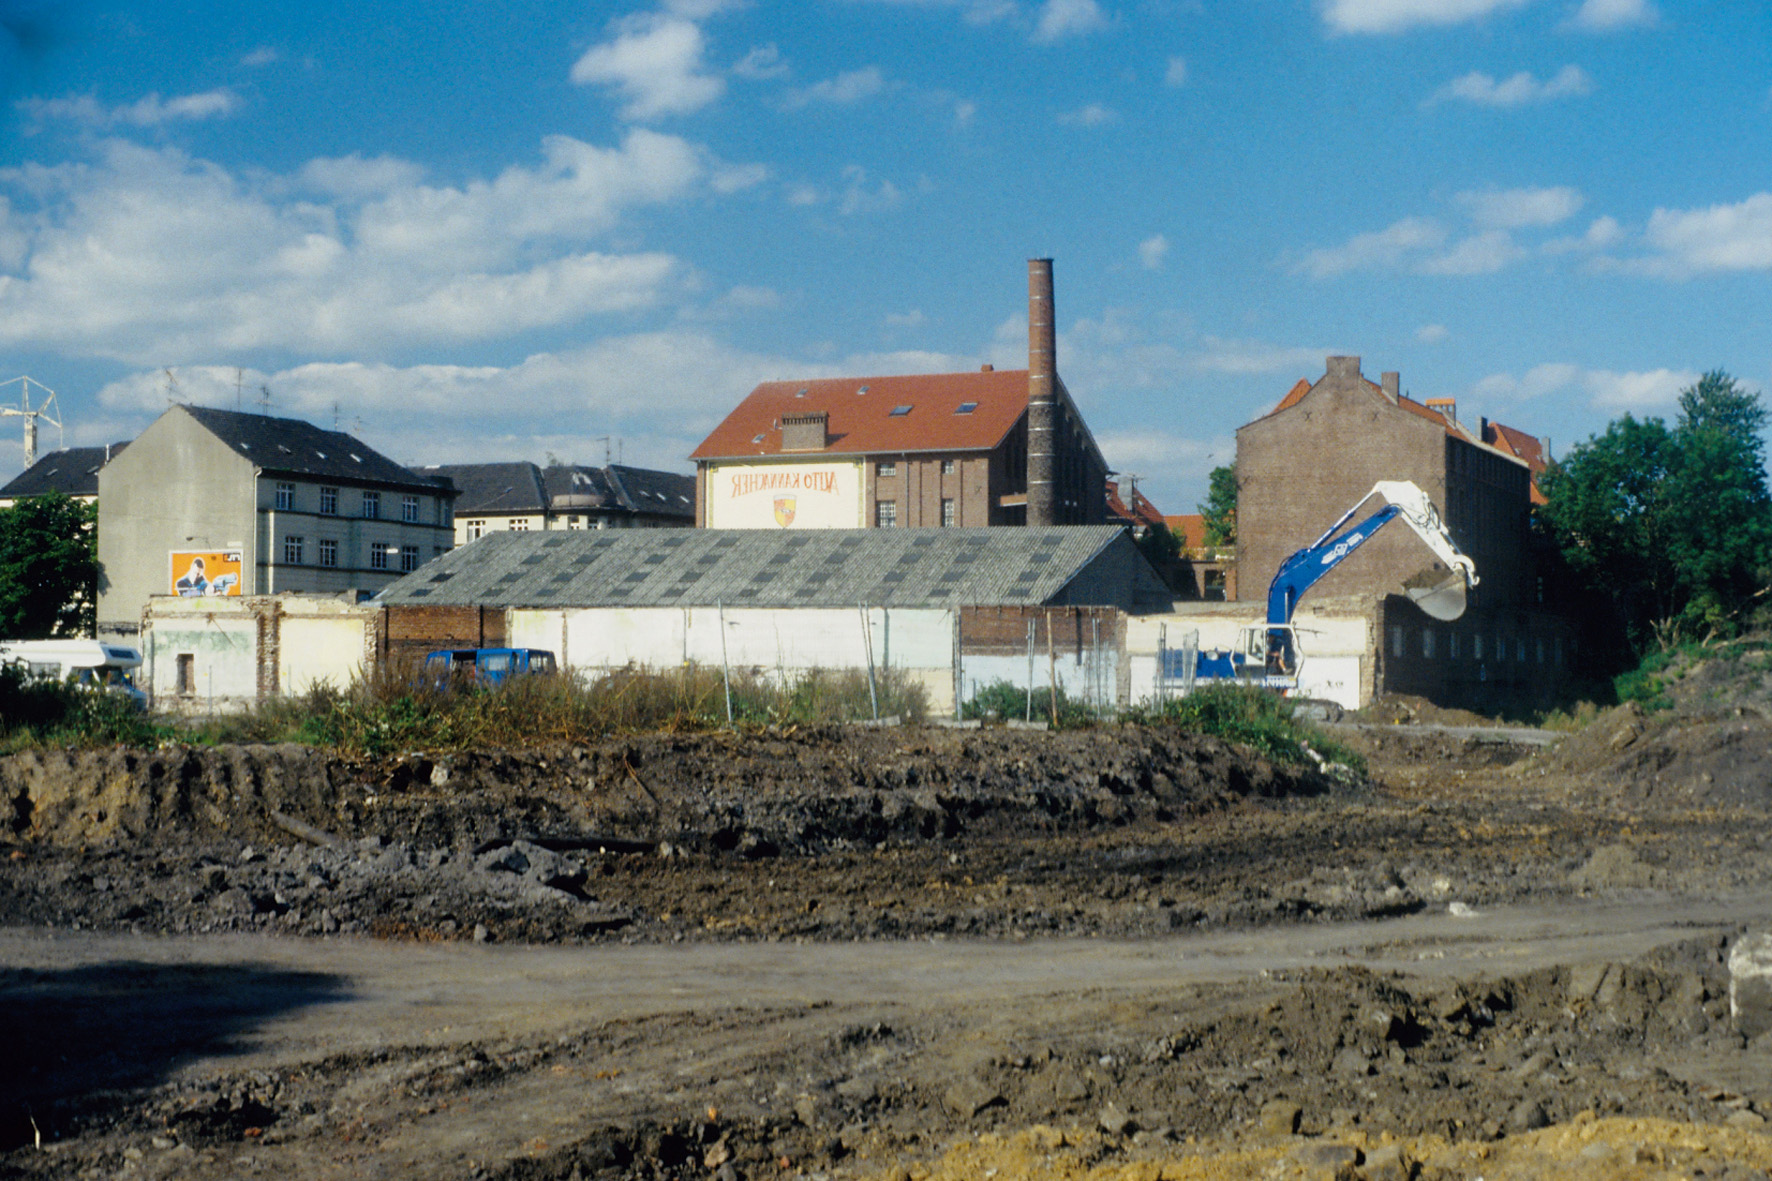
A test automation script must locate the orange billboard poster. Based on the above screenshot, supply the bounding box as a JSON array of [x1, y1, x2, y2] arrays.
[[169, 551, 244, 597]]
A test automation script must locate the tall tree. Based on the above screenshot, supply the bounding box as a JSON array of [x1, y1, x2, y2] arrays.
[[1199, 463, 1237, 547], [1538, 370, 1772, 653], [0, 493, 101, 638]]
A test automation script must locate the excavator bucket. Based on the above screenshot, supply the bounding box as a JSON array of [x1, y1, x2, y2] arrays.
[[1403, 566, 1470, 621]]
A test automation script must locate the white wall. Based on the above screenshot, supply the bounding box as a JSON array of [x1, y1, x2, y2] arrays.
[[281, 614, 372, 695], [144, 617, 257, 712], [508, 605, 959, 713], [1124, 597, 1374, 710]]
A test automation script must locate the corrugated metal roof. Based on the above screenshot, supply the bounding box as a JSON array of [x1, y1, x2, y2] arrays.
[[378, 527, 1135, 609]]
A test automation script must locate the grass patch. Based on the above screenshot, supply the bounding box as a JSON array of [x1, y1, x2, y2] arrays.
[[961, 679, 1099, 728], [0, 667, 170, 752], [1130, 684, 1366, 774]]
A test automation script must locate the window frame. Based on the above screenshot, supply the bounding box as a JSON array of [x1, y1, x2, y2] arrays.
[[319, 486, 339, 516]]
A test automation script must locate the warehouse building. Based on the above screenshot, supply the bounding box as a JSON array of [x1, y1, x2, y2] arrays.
[[375, 526, 1172, 714]]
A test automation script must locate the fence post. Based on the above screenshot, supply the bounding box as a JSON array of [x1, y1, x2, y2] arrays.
[[717, 599, 732, 725], [859, 603, 879, 721], [1025, 618, 1035, 722]]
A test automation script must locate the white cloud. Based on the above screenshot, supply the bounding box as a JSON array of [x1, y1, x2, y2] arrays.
[[1094, 429, 1232, 492], [1322, 0, 1530, 34], [1472, 362, 1697, 411], [732, 44, 788, 80], [1056, 102, 1116, 126], [241, 47, 279, 67], [0, 130, 727, 362], [783, 66, 886, 108], [1138, 234, 1169, 270], [1296, 216, 1446, 278], [1189, 337, 1329, 375], [1033, 0, 1109, 42], [1640, 193, 1772, 276], [1568, 0, 1656, 30], [1164, 56, 1188, 87], [569, 14, 725, 121], [1458, 185, 1583, 229], [1426, 65, 1592, 108], [953, 99, 977, 126], [1417, 323, 1449, 343], [884, 308, 927, 329], [836, 165, 903, 215], [1543, 214, 1623, 255], [22, 89, 239, 128], [1420, 230, 1528, 275]]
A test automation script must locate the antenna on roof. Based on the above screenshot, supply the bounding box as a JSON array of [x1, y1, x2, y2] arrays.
[[258, 383, 273, 413], [162, 367, 181, 407], [595, 435, 612, 467], [233, 368, 245, 412], [0, 376, 63, 467], [332, 400, 340, 431]]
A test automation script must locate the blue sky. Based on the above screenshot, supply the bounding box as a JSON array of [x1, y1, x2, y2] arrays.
[[0, 0, 1767, 513]]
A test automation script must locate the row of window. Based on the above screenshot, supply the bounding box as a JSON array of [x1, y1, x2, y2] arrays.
[[275, 482, 428, 523], [1389, 625, 1563, 667], [876, 460, 958, 478], [281, 536, 431, 573], [874, 499, 958, 528]]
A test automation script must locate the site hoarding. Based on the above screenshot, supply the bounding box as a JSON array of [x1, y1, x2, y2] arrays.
[[705, 461, 864, 529], [169, 550, 244, 597]]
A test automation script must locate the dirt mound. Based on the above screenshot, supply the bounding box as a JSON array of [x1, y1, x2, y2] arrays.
[[2, 726, 1320, 854], [1533, 702, 1772, 811]]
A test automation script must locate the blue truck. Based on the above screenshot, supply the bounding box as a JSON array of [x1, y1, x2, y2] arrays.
[[424, 647, 557, 687]]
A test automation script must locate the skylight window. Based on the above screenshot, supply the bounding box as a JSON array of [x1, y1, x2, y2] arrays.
[[857, 385, 870, 396], [795, 388, 808, 398], [314, 450, 326, 459], [889, 405, 912, 417], [752, 433, 766, 444], [955, 402, 978, 415]]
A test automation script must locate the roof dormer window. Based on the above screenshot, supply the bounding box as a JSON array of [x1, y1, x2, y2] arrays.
[[889, 405, 912, 417], [955, 402, 977, 415]]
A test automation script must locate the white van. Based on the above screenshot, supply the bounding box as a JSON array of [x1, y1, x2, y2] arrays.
[[0, 640, 148, 711]]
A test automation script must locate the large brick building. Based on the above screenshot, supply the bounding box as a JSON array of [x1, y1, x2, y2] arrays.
[[690, 260, 1108, 531], [1235, 356, 1571, 704]]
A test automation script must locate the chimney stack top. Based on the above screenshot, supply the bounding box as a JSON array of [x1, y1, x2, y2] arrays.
[[1326, 356, 1362, 379], [1382, 371, 1400, 402]]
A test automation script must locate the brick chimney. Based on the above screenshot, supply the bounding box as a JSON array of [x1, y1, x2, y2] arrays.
[[1382, 371, 1401, 403], [780, 411, 828, 452], [1027, 258, 1057, 527], [1425, 397, 1457, 426]]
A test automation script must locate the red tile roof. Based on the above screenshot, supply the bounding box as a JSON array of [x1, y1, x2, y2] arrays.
[[1483, 419, 1550, 504], [691, 369, 1033, 460], [1105, 479, 1166, 531], [1166, 513, 1208, 550]]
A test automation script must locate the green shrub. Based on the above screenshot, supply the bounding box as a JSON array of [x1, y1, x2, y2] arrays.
[[0, 665, 170, 751], [961, 679, 1096, 728], [1132, 684, 1365, 773]]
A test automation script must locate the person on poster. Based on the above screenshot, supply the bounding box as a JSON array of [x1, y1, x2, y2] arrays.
[[176, 556, 208, 596]]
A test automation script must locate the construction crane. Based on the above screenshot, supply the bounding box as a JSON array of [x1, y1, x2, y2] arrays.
[[0, 376, 63, 468]]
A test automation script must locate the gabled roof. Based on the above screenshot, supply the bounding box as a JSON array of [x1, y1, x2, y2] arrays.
[[377, 526, 1153, 610], [179, 406, 445, 494], [425, 462, 548, 515], [1105, 479, 1166, 531], [0, 442, 128, 499], [603, 464, 694, 518], [1165, 514, 1209, 550], [1483, 419, 1550, 505], [690, 368, 1034, 461]]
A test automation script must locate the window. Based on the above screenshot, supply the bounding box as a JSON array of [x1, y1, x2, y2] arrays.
[[1449, 632, 1461, 659], [509, 518, 529, 531], [284, 535, 304, 565], [319, 486, 338, 515], [940, 459, 956, 475], [402, 494, 420, 523], [466, 519, 485, 541], [1422, 629, 1435, 659], [888, 405, 912, 417], [370, 545, 389, 571], [941, 498, 956, 527], [176, 654, 195, 696], [400, 544, 420, 573], [877, 462, 897, 478], [955, 401, 977, 415], [318, 538, 338, 568], [1389, 625, 1404, 658], [1473, 633, 1484, 660], [876, 500, 898, 528], [362, 490, 380, 519], [275, 482, 294, 511]]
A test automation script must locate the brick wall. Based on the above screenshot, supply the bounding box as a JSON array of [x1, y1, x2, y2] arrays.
[[383, 604, 506, 669], [958, 605, 1123, 656]]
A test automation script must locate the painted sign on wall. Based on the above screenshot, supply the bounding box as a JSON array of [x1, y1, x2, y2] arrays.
[[169, 550, 243, 597], [705, 461, 863, 529]]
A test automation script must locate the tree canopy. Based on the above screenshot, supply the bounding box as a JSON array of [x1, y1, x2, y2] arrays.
[[0, 493, 102, 638], [1199, 463, 1237, 547], [1538, 370, 1772, 653]]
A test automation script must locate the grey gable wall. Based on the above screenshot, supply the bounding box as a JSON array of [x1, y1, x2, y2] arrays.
[[98, 406, 259, 636]]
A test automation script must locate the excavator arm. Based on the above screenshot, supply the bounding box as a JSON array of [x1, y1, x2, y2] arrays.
[[1265, 481, 1478, 627]]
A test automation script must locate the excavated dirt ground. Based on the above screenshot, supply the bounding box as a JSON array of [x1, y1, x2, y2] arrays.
[[6, 666, 1772, 1180]]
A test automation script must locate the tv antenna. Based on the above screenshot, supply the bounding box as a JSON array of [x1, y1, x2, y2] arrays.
[[0, 376, 64, 468], [257, 383, 273, 413], [234, 368, 246, 412], [161, 367, 181, 406]]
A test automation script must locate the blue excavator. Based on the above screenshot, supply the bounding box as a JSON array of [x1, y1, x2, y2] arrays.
[[1194, 480, 1478, 719]]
